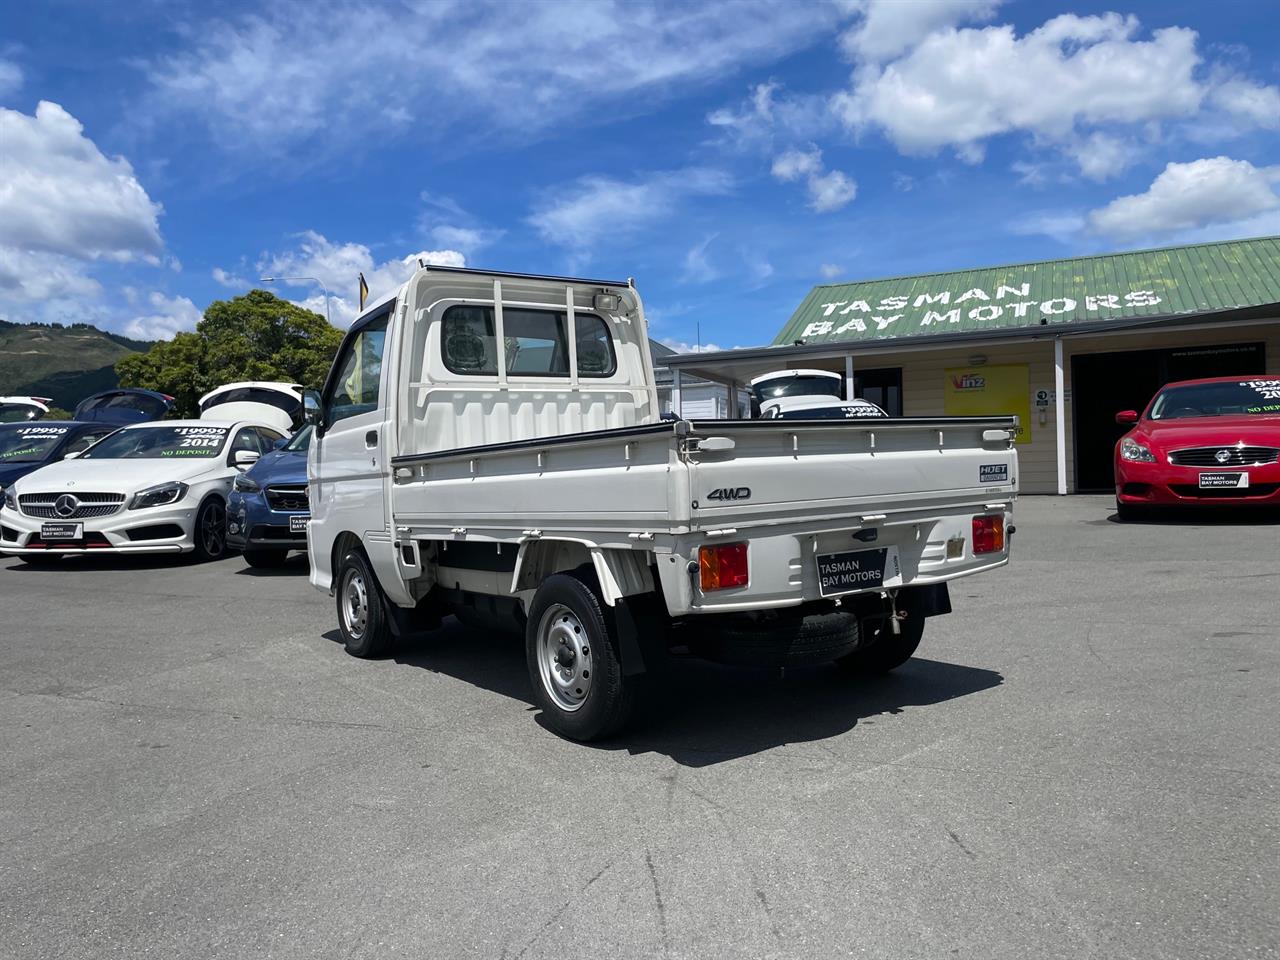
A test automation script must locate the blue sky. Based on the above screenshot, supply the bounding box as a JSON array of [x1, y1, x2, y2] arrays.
[[1, 0, 1277, 349]]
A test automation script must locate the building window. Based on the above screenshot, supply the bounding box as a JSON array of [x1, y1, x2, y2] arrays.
[[855, 367, 902, 416]]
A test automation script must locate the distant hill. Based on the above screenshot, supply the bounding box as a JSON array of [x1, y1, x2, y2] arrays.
[[0, 319, 155, 410]]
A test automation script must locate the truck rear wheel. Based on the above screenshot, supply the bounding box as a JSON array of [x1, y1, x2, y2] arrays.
[[336, 550, 392, 658], [836, 614, 925, 674], [525, 572, 635, 742]]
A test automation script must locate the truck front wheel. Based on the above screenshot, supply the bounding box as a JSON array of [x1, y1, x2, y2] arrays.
[[525, 572, 635, 742], [336, 550, 392, 658]]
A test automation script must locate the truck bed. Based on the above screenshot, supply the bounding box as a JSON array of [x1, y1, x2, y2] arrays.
[[388, 415, 1017, 615]]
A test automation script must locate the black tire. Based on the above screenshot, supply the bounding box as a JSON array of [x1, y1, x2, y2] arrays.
[[836, 612, 925, 674], [335, 549, 392, 658], [525, 572, 635, 742], [191, 497, 228, 562], [1115, 499, 1142, 522], [243, 548, 290, 568], [694, 609, 860, 667]]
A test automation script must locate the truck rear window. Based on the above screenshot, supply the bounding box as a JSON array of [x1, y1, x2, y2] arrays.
[[442, 305, 616, 378]]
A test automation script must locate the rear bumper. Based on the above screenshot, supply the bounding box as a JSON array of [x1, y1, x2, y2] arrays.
[[1115, 459, 1280, 506], [655, 503, 1012, 617]]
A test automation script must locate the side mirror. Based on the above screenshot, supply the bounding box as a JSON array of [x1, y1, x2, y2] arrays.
[[234, 450, 261, 468], [303, 389, 323, 423], [272, 437, 289, 450], [1115, 410, 1139, 425]]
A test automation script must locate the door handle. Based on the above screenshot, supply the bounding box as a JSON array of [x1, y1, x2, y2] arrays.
[[365, 430, 378, 448]]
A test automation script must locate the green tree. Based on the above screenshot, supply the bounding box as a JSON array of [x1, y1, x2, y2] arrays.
[[116, 290, 342, 417]]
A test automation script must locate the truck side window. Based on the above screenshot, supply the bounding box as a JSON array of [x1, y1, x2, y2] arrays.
[[326, 314, 389, 425], [441, 305, 615, 378]]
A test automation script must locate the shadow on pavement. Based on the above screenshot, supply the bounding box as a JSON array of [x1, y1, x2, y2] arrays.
[[1104, 506, 1280, 526], [332, 618, 1004, 767], [1, 552, 240, 572], [232, 553, 310, 577]]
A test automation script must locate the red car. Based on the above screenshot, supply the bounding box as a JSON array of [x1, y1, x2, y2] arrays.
[[1114, 375, 1280, 518]]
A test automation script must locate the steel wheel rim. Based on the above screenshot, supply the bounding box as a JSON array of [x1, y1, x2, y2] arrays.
[[342, 570, 368, 640], [201, 501, 225, 556], [536, 603, 592, 712]]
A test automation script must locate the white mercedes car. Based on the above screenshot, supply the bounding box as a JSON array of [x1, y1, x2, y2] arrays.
[[0, 419, 284, 563]]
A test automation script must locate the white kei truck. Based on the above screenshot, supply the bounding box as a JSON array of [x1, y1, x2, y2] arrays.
[[304, 266, 1017, 741]]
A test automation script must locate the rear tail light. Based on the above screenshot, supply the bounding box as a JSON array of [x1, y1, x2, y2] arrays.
[[699, 542, 748, 591], [972, 515, 1005, 554]]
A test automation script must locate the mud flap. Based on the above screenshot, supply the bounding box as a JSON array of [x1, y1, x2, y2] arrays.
[[611, 595, 667, 676]]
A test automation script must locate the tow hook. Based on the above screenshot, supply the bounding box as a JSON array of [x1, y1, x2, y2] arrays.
[[884, 589, 905, 635]]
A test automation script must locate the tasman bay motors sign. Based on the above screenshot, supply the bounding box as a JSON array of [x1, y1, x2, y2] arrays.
[[797, 283, 1164, 339]]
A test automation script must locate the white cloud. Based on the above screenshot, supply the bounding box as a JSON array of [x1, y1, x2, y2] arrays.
[[808, 169, 858, 213], [0, 101, 164, 262], [211, 267, 247, 288], [0, 247, 102, 302], [1070, 132, 1139, 182], [0, 58, 21, 100], [143, 2, 841, 158], [682, 235, 719, 284], [256, 231, 465, 327], [771, 146, 823, 182], [528, 167, 733, 252], [417, 193, 502, 258], [835, 15, 1204, 169], [1088, 157, 1280, 240], [839, 0, 1003, 63], [122, 292, 202, 341], [706, 80, 834, 151], [820, 263, 844, 280], [771, 145, 856, 213], [0, 101, 167, 327], [1208, 78, 1280, 130], [658, 337, 726, 354]]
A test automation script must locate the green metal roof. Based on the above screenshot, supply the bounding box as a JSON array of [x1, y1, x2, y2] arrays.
[[773, 236, 1280, 346]]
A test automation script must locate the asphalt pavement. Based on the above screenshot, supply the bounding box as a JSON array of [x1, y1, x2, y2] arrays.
[[1, 496, 1276, 959]]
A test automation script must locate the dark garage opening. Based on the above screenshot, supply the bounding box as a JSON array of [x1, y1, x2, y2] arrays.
[[1072, 340, 1267, 491]]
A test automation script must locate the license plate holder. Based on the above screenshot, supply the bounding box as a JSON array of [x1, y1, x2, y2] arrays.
[[41, 522, 84, 541], [816, 546, 902, 597], [1199, 472, 1249, 489], [289, 515, 309, 533]]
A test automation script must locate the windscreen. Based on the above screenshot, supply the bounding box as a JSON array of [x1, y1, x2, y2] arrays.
[[751, 375, 844, 404], [81, 425, 230, 459], [283, 424, 313, 452], [0, 402, 44, 423], [765, 402, 888, 420], [1149, 379, 1280, 419], [0, 424, 68, 462], [76, 391, 170, 421]]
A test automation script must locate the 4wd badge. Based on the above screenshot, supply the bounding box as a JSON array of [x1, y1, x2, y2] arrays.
[[706, 487, 751, 502]]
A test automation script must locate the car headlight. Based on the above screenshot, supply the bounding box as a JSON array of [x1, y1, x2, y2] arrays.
[[129, 481, 189, 510], [233, 473, 261, 493], [1120, 437, 1157, 463], [1, 485, 13, 511]]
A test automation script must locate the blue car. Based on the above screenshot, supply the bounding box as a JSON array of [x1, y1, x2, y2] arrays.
[[0, 421, 120, 496], [227, 425, 311, 567]]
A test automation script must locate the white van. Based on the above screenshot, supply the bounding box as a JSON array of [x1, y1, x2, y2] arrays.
[[304, 266, 1018, 740]]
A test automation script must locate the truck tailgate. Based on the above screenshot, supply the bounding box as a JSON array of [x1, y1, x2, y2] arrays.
[[685, 417, 1018, 528]]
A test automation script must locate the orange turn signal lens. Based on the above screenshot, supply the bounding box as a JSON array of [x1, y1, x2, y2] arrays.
[[699, 542, 749, 591], [971, 515, 1005, 554]]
